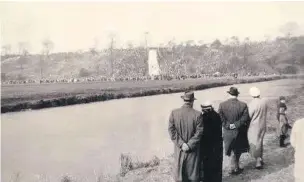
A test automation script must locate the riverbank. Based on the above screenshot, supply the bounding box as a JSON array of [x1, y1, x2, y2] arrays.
[[117, 82, 304, 182], [1, 74, 302, 113]]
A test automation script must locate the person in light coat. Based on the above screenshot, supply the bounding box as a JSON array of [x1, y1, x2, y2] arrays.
[[247, 87, 268, 169], [290, 118, 304, 182]]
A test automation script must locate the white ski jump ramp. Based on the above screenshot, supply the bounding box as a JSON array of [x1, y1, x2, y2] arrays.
[[148, 49, 161, 77]]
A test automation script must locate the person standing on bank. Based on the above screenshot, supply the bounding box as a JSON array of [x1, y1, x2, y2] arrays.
[[247, 87, 268, 169], [200, 101, 223, 182], [276, 96, 291, 147], [168, 91, 204, 182], [218, 87, 250, 175]]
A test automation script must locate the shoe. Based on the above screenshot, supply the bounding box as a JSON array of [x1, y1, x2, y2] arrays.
[[280, 135, 286, 147], [229, 168, 244, 175], [255, 165, 263, 170], [255, 158, 264, 169]]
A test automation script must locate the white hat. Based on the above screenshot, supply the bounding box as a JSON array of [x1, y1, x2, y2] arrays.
[[249, 87, 261, 97], [201, 100, 213, 109]]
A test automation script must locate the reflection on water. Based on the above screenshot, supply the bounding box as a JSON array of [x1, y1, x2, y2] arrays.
[[1, 79, 301, 181]]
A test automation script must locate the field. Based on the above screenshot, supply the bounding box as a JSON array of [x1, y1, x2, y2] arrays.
[[1, 75, 301, 113]]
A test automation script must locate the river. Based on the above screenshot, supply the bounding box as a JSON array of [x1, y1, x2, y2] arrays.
[[1, 79, 302, 181]]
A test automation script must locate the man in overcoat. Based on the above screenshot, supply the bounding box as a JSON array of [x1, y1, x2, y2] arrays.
[[168, 91, 204, 182], [200, 101, 223, 182], [218, 87, 250, 175]]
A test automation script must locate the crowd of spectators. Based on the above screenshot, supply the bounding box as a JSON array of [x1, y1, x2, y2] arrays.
[[1, 71, 271, 85]]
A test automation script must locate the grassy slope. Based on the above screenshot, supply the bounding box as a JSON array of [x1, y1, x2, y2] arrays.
[[2, 36, 304, 80], [117, 81, 304, 182]]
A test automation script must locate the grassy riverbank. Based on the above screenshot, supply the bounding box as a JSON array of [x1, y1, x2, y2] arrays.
[[116, 81, 304, 182], [1, 74, 302, 113]]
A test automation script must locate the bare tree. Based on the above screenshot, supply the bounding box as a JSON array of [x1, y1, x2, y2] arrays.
[[42, 38, 54, 56], [40, 38, 54, 79], [17, 42, 29, 75], [211, 39, 222, 49], [1, 44, 11, 56], [167, 37, 176, 62], [144, 32, 150, 76], [126, 41, 134, 49], [230, 36, 240, 57], [108, 33, 116, 77], [280, 21, 300, 37], [243, 37, 250, 63], [90, 37, 99, 55]]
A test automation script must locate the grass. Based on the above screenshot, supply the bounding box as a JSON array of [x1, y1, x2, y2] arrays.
[[1, 74, 302, 113], [119, 153, 160, 177]]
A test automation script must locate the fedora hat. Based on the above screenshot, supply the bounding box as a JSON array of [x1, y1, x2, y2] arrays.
[[181, 91, 196, 101], [249, 87, 260, 97], [227, 87, 240, 96]]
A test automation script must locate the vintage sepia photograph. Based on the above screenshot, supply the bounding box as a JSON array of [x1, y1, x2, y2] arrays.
[[1, 1, 304, 182]]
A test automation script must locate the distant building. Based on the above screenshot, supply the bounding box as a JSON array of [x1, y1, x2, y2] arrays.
[[148, 48, 161, 79]]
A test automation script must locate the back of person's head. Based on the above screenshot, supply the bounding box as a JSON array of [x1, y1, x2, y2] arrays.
[[279, 96, 286, 101]]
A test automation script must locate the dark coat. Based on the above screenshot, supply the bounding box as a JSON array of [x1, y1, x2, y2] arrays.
[[168, 103, 204, 182], [218, 98, 250, 156], [200, 109, 223, 182]]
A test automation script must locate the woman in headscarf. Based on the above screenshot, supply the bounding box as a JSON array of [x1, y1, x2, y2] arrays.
[[248, 87, 268, 169], [200, 101, 223, 182]]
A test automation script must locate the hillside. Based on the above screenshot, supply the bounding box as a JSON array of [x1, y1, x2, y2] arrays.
[[1, 36, 304, 81]]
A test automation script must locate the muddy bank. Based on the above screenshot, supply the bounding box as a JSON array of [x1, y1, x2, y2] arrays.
[[1, 75, 302, 113]]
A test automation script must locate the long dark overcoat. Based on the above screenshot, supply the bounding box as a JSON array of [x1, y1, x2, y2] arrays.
[[218, 98, 250, 156], [200, 109, 223, 182], [168, 103, 204, 182]]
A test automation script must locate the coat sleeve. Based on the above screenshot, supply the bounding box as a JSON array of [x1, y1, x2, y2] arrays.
[[187, 113, 204, 151], [168, 111, 185, 148], [234, 104, 250, 129], [218, 103, 228, 129], [248, 103, 255, 120]]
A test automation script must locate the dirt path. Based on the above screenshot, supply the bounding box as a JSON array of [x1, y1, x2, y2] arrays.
[[222, 132, 294, 182], [120, 132, 295, 182]]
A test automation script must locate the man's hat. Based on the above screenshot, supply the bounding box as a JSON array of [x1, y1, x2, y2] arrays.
[[227, 87, 240, 96], [279, 96, 286, 100], [181, 91, 196, 101], [201, 100, 213, 109]]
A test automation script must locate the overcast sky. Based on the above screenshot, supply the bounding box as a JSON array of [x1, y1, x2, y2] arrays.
[[1, 1, 304, 53]]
